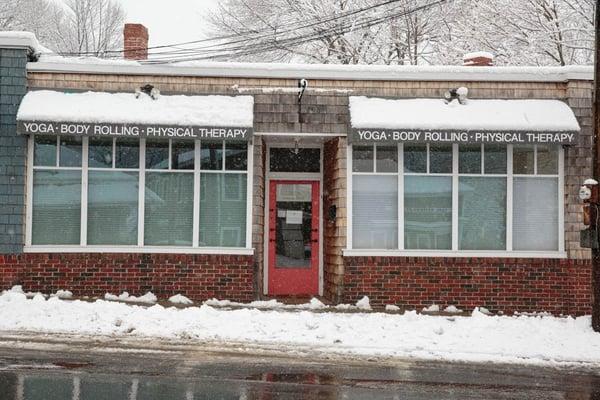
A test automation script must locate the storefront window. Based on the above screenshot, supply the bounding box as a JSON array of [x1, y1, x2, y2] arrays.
[[351, 143, 561, 253], [28, 136, 250, 250]]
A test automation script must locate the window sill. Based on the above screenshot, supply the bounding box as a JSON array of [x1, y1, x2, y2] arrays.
[[342, 249, 567, 259], [23, 246, 255, 255]]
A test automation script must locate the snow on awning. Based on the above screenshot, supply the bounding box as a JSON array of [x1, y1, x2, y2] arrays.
[[17, 90, 254, 141], [349, 96, 580, 145]]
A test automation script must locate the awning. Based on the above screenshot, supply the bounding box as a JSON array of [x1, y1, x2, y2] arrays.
[[349, 96, 580, 145], [16, 90, 254, 141]]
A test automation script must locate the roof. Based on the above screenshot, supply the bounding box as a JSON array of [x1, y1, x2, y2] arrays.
[[17, 90, 254, 128], [349, 97, 580, 133], [28, 58, 593, 83]]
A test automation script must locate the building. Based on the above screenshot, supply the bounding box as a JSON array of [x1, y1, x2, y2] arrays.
[[0, 29, 594, 315]]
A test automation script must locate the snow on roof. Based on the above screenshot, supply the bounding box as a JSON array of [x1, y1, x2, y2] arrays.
[[17, 90, 254, 127], [349, 97, 580, 132], [463, 51, 494, 60], [0, 31, 44, 54], [28, 58, 593, 83]]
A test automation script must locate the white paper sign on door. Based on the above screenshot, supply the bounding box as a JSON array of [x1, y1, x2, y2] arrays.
[[286, 210, 303, 224]]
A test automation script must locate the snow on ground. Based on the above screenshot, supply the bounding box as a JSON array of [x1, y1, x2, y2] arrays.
[[168, 294, 193, 305], [1, 288, 599, 367]]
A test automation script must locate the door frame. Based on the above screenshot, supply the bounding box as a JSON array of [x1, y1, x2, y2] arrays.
[[263, 143, 324, 296]]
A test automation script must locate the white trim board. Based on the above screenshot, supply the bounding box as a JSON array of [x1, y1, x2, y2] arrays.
[[342, 249, 568, 259], [24, 246, 254, 255]]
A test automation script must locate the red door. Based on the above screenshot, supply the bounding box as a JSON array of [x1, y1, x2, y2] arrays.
[[268, 180, 319, 296]]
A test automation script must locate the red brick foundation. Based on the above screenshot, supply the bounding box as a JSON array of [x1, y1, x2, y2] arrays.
[[343, 257, 592, 316], [0, 253, 255, 302]]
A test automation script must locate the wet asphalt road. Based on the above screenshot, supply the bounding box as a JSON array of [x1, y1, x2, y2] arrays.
[[0, 343, 599, 399]]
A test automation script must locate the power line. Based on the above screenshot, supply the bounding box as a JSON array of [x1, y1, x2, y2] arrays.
[[143, 0, 448, 64]]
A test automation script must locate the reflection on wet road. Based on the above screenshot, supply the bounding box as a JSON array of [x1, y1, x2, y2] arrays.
[[0, 346, 599, 399]]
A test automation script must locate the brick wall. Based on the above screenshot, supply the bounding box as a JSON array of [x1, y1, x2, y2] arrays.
[[0, 48, 27, 253], [323, 137, 347, 302], [0, 253, 254, 302], [343, 257, 592, 315]]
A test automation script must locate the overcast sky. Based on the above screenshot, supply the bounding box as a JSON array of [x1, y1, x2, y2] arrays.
[[118, 0, 219, 47]]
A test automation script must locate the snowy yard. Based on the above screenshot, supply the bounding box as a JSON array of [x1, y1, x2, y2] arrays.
[[1, 287, 599, 368]]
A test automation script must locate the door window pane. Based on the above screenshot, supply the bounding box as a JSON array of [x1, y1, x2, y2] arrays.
[[32, 170, 81, 245], [275, 183, 312, 268], [513, 146, 534, 174], [88, 171, 138, 245], [352, 175, 398, 249], [24, 377, 73, 400], [59, 136, 82, 167], [89, 137, 113, 168], [115, 139, 139, 168], [269, 148, 320, 173], [404, 144, 426, 173], [145, 172, 193, 246], [201, 142, 223, 170], [352, 146, 374, 172], [484, 145, 507, 174], [405, 176, 452, 249], [537, 145, 558, 175], [459, 177, 506, 250], [171, 141, 194, 170], [199, 173, 246, 247], [513, 177, 558, 251], [376, 145, 398, 172], [429, 144, 452, 173], [459, 144, 481, 174], [34, 136, 57, 166], [146, 140, 169, 170]]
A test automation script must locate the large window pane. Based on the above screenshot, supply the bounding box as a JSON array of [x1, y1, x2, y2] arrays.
[[115, 138, 139, 168], [404, 144, 426, 173], [146, 140, 169, 170], [429, 144, 452, 174], [459, 144, 481, 174], [459, 177, 506, 250], [225, 142, 248, 171], [513, 178, 558, 251], [484, 145, 507, 174], [405, 176, 452, 249], [59, 136, 82, 167], [201, 142, 223, 170], [32, 170, 81, 245], [144, 172, 193, 246], [352, 175, 398, 249], [88, 171, 138, 245], [199, 173, 246, 247], [352, 146, 374, 172], [513, 145, 534, 175], [376, 145, 398, 172], [537, 145, 558, 175], [34, 136, 57, 167], [88, 137, 112, 168]]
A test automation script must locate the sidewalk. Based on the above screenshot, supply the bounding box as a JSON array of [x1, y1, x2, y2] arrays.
[[1, 286, 599, 369]]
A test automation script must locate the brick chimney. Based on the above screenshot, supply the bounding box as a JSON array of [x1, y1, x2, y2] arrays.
[[463, 51, 494, 66], [124, 23, 148, 61]]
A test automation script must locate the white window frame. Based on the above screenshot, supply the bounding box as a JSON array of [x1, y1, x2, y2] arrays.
[[345, 142, 566, 258], [24, 135, 254, 255]]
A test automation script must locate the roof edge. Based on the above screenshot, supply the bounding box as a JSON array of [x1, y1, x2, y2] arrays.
[[27, 61, 594, 83]]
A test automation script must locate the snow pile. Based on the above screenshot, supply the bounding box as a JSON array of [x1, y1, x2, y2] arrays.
[[349, 97, 580, 133], [104, 292, 157, 304], [204, 297, 328, 311], [385, 305, 400, 312], [17, 90, 254, 128], [1, 290, 600, 367], [355, 296, 371, 310], [51, 290, 73, 299], [422, 304, 440, 313], [168, 294, 193, 305], [444, 305, 463, 314]]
